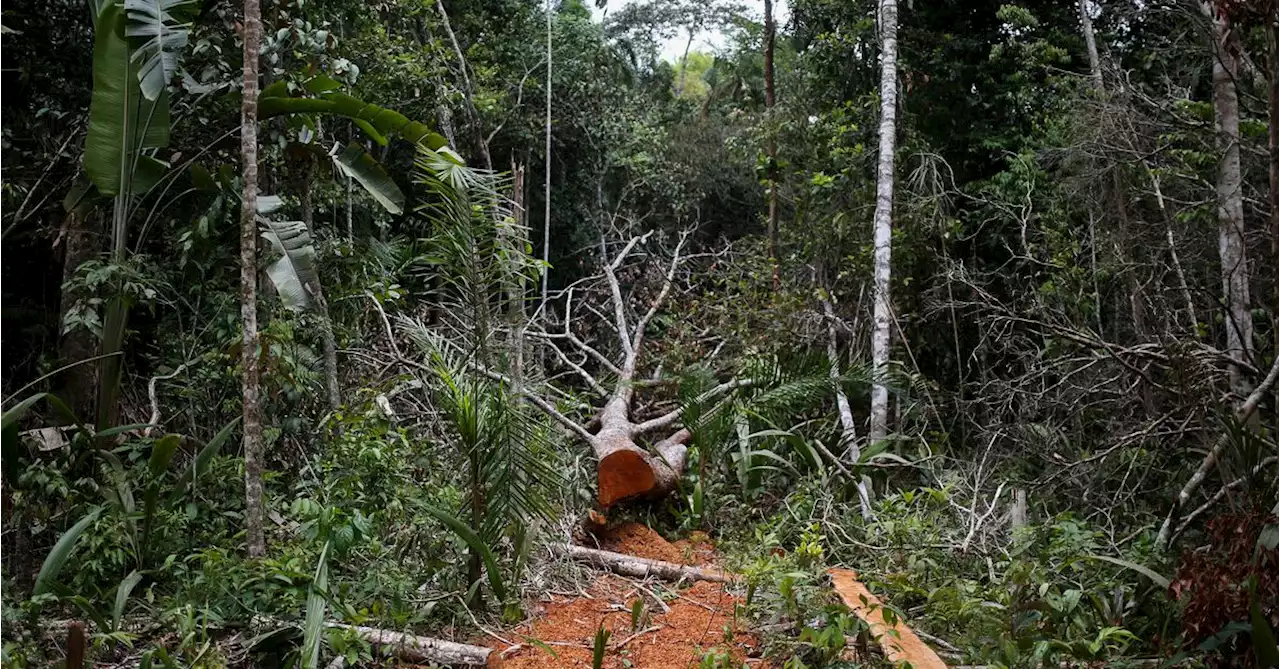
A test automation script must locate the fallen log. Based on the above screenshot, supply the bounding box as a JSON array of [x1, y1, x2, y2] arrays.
[[323, 623, 492, 667], [555, 543, 737, 583], [828, 568, 947, 669]]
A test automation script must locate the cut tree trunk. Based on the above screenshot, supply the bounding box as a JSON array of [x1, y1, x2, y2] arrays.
[[527, 233, 712, 507], [556, 544, 736, 583], [591, 397, 687, 506]]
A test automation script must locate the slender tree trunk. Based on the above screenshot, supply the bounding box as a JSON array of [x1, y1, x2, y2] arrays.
[[869, 0, 899, 443], [1269, 22, 1278, 256], [436, 0, 494, 172], [1077, 0, 1102, 87], [675, 29, 695, 96], [1202, 2, 1254, 397], [822, 299, 873, 519], [541, 0, 553, 315], [56, 210, 101, 421], [297, 159, 341, 411], [240, 0, 266, 559], [763, 0, 779, 287]]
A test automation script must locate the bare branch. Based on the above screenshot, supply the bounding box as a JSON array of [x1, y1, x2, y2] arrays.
[[1156, 359, 1279, 549], [602, 232, 652, 365], [631, 231, 690, 357]]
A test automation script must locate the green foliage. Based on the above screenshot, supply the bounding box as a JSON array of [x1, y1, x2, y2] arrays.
[[259, 75, 449, 150], [260, 216, 320, 312], [592, 624, 611, 669]]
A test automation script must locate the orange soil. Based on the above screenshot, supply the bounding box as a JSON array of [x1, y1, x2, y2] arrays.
[[584, 522, 720, 569], [488, 526, 756, 668]]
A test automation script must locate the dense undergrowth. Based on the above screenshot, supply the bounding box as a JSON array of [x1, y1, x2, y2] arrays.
[[4, 382, 1275, 667]]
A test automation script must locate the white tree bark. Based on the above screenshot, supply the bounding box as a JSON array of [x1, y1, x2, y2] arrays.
[[554, 544, 736, 582], [869, 0, 899, 443], [1202, 2, 1254, 397], [1077, 0, 1102, 87], [822, 299, 873, 519]]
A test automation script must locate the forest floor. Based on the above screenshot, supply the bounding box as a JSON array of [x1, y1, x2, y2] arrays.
[[483, 523, 759, 668]]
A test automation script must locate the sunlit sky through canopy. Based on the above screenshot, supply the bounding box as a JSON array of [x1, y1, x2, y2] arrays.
[[587, 0, 791, 63]]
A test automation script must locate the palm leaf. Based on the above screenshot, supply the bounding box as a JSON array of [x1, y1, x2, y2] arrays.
[[84, 2, 170, 197], [123, 0, 193, 100], [332, 142, 405, 214], [1084, 554, 1170, 588], [260, 218, 318, 311], [34, 507, 104, 596], [112, 570, 144, 631], [147, 433, 182, 477], [301, 542, 330, 669], [260, 78, 449, 150], [168, 416, 239, 503], [419, 504, 507, 601]]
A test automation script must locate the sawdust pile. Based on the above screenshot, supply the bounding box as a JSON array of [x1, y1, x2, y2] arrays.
[[488, 524, 757, 667]]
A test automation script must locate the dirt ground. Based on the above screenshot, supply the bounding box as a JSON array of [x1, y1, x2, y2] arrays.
[[486, 523, 758, 668]]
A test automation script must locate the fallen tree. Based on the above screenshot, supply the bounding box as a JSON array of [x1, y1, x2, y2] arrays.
[[526, 231, 744, 506], [554, 543, 736, 583], [325, 623, 492, 666]]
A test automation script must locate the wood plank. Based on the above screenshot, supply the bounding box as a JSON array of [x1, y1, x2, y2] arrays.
[[828, 568, 948, 669]]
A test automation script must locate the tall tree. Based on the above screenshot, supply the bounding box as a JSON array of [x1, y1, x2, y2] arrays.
[[868, 0, 899, 444], [1077, 0, 1102, 87], [541, 0, 553, 315], [1269, 10, 1278, 256], [240, 0, 266, 558], [1201, 0, 1253, 398], [763, 0, 779, 287]]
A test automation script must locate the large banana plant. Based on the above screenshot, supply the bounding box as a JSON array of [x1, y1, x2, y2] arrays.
[[81, 0, 196, 429], [71, 14, 449, 423]]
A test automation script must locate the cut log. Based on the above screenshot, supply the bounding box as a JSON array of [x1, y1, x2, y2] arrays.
[[555, 543, 736, 583], [590, 398, 688, 507], [828, 568, 947, 669], [324, 623, 491, 666]]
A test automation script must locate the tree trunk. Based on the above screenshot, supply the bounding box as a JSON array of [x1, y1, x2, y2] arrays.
[[541, 0, 553, 315], [675, 29, 695, 96], [822, 299, 873, 519], [240, 0, 266, 559], [869, 0, 899, 443], [763, 0, 779, 287], [591, 395, 686, 507], [555, 543, 735, 582], [436, 0, 494, 172], [56, 210, 101, 421], [1269, 21, 1278, 256], [1203, 2, 1253, 397], [297, 160, 341, 412], [1077, 0, 1102, 87]]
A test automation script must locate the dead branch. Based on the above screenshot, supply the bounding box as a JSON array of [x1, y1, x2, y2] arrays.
[[1156, 359, 1279, 549], [324, 622, 491, 666], [554, 543, 737, 583]]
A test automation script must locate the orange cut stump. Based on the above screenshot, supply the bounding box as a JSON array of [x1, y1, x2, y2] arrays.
[[828, 568, 947, 669], [597, 449, 655, 507]]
